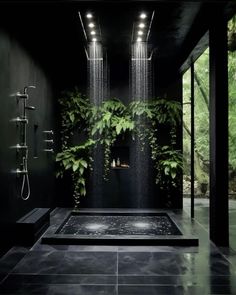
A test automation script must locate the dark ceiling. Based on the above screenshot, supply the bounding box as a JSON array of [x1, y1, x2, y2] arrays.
[[0, 1, 235, 94]]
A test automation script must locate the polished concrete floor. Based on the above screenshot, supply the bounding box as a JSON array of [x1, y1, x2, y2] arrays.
[[0, 199, 235, 294]]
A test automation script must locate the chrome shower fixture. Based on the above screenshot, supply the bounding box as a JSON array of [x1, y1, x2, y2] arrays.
[[15, 92, 28, 100], [12, 168, 28, 175], [10, 144, 28, 151], [43, 149, 54, 153], [24, 85, 36, 94], [43, 130, 54, 135], [25, 106, 36, 110], [43, 130, 54, 153], [10, 117, 28, 124]]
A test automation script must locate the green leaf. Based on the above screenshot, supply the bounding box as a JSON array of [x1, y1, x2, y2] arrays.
[[69, 113, 75, 123], [80, 187, 86, 196], [103, 111, 112, 122], [72, 161, 80, 172], [80, 160, 88, 168], [116, 124, 122, 135], [79, 167, 84, 175], [164, 167, 170, 175], [78, 178, 85, 186], [65, 163, 72, 170], [170, 162, 178, 168], [171, 171, 176, 179]]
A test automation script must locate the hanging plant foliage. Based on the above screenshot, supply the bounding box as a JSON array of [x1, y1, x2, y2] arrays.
[[56, 88, 182, 207]]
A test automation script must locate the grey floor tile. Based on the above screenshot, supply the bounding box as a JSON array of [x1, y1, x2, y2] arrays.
[[118, 285, 207, 295], [3, 274, 117, 285], [0, 284, 117, 294], [12, 251, 117, 275]]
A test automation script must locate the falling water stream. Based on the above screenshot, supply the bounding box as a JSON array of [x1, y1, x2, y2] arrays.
[[132, 42, 149, 100], [131, 42, 151, 207], [88, 42, 104, 106], [88, 41, 105, 206]]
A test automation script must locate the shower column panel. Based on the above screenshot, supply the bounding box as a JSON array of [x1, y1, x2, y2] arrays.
[[209, 10, 229, 246]]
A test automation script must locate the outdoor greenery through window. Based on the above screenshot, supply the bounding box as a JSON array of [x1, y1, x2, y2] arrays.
[[183, 48, 210, 198], [228, 15, 236, 198], [183, 13, 236, 200]]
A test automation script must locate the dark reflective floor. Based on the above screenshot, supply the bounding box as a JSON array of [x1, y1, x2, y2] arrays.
[[0, 199, 236, 294]]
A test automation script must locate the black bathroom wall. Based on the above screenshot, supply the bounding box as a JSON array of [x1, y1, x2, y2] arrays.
[[0, 28, 56, 255], [0, 2, 90, 255]]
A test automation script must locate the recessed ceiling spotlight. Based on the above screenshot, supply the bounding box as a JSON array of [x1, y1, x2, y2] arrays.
[[88, 23, 95, 28], [138, 23, 145, 28], [86, 13, 93, 19], [138, 30, 143, 35], [91, 31, 96, 35], [137, 37, 142, 42], [140, 13, 147, 19], [92, 37, 97, 42]]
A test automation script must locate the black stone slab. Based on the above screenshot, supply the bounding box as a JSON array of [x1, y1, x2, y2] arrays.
[[15, 208, 50, 246]]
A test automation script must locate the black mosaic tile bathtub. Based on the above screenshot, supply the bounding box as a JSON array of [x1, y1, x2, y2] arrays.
[[41, 210, 198, 246], [57, 213, 182, 236]]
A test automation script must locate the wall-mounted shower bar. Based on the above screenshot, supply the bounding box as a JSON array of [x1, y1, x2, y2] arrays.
[[11, 85, 36, 201]]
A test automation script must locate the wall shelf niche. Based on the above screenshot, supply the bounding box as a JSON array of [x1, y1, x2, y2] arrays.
[[110, 146, 130, 169]]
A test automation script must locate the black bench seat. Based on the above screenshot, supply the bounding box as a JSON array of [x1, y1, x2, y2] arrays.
[[15, 208, 50, 246]]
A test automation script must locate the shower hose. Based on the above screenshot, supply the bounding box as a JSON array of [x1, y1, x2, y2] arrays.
[[20, 156, 30, 201]]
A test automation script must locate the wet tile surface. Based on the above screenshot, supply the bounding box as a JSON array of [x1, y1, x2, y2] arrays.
[[0, 202, 236, 294]]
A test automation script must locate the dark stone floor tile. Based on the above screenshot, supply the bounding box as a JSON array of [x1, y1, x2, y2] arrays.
[[210, 285, 236, 294], [118, 285, 206, 295], [0, 284, 116, 294], [118, 275, 236, 289], [0, 247, 28, 274], [118, 251, 233, 276], [12, 251, 117, 275], [118, 275, 200, 286], [0, 274, 6, 284], [3, 274, 117, 285], [118, 252, 193, 275]]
